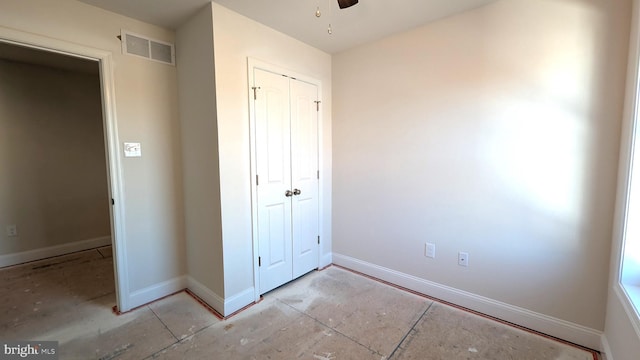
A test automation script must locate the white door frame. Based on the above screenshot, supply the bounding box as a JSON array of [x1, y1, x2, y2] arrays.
[[248, 58, 323, 302], [0, 26, 130, 311]]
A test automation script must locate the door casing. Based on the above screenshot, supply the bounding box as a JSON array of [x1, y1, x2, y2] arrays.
[[0, 26, 130, 311]]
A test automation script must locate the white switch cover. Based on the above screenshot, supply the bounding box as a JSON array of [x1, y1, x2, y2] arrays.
[[124, 142, 141, 157]]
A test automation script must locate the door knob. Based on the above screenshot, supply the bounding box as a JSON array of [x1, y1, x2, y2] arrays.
[[285, 190, 293, 197], [293, 189, 301, 196]]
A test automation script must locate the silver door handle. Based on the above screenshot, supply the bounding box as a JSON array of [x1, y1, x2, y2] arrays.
[[293, 189, 301, 196], [285, 190, 293, 197]]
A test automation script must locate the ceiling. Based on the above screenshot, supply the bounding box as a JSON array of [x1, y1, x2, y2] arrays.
[[78, 0, 496, 54]]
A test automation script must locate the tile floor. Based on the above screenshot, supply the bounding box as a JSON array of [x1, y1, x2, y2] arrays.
[[0, 248, 598, 360]]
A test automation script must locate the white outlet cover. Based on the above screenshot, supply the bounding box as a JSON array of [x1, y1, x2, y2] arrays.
[[124, 142, 142, 157], [6, 225, 17, 237], [425, 243, 436, 258], [458, 252, 469, 267]]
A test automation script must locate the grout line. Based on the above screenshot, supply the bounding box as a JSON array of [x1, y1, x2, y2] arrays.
[[148, 305, 180, 342], [275, 298, 386, 358], [183, 289, 225, 320], [1, 246, 109, 270], [144, 314, 224, 359], [387, 302, 433, 359], [332, 264, 600, 357]]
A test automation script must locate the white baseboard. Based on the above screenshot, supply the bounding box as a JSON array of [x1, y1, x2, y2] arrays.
[[320, 252, 333, 269], [0, 236, 112, 268], [600, 334, 613, 360], [333, 253, 603, 350], [128, 276, 187, 310], [187, 276, 224, 315], [186, 276, 255, 317], [224, 287, 255, 316]]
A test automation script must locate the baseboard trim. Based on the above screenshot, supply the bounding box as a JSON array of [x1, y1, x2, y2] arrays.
[[186, 276, 255, 317], [224, 287, 255, 316], [128, 276, 187, 310], [320, 252, 333, 269], [187, 276, 224, 316], [333, 253, 603, 350], [0, 236, 112, 268], [600, 334, 613, 360]]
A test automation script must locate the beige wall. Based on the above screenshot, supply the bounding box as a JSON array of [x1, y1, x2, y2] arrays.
[[333, 0, 630, 332], [176, 4, 225, 298], [211, 3, 332, 304], [175, 2, 332, 315], [0, 0, 185, 304], [0, 59, 110, 255]]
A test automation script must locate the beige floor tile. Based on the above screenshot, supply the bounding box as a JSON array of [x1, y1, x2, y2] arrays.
[[1, 292, 115, 342], [1, 251, 599, 360], [275, 268, 380, 325], [60, 305, 177, 360], [333, 289, 429, 356], [0, 253, 116, 340], [275, 267, 431, 356], [259, 315, 381, 360], [64, 257, 115, 302], [391, 302, 594, 360], [97, 246, 113, 258], [149, 292, 219, 340], [151, 299, 304, 359]]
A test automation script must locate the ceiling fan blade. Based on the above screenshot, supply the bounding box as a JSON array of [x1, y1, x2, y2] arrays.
[[337, 0, 359, 9]]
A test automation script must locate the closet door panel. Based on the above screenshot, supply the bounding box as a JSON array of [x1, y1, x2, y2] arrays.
[[255, 69, 293, 294], [290, 79, 319, 279]]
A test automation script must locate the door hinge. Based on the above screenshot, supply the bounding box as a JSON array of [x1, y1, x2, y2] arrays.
[[314, 100, 321, 112], [317, 236, 320, 245], [256, 175, 259, 186], [252, 86, 261, 100], [111, 198, 115, 205], [317, 170, 319, 180], [258, 256, 261, 267]]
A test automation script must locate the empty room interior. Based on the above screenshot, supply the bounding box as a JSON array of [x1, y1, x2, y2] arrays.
[[1, 0, 640, 359]]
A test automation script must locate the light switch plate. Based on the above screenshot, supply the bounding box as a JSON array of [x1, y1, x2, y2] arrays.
[[124, 142, 141, 157]]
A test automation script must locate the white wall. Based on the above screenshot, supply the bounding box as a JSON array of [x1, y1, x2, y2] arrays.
[[0, 0, 185, 308], [604, 0, 640, 358], [176, 4, 225, 300], [0, 59, 110, 255], [211, 2, 332, 313], [333, 0, 630, 343]]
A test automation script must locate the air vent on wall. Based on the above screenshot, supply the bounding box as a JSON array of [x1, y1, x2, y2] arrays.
[[120, 30, 175, 66]]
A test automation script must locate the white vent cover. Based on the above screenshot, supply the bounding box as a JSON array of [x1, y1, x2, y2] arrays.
[[121, 30, 175, 66]]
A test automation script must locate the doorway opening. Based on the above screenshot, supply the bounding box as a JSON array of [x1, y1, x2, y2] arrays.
[[0, 29, 128, 312]]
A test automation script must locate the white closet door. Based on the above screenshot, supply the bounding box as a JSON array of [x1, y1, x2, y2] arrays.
[[255, 69, 293, 294], [290, 79, 319, 279]]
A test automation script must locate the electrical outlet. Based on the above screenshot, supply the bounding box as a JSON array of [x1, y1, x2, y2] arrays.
[[458, 252, 469, 267], [425, 243, 436, 258], [6, 225, 17, 237]]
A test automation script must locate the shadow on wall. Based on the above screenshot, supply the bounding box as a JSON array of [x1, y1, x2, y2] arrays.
[[0, 58, 110, 256], [332, 0, 630, 330]]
